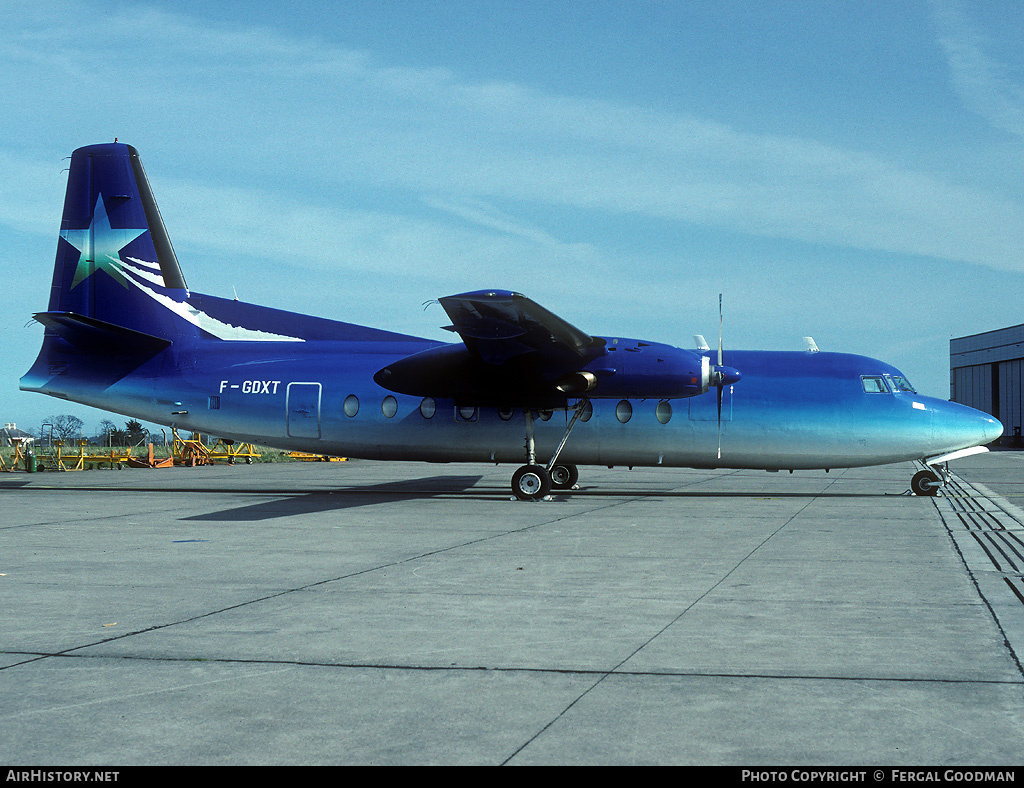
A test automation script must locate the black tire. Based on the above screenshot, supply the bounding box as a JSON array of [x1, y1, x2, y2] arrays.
[[511, 464, 551, 501], [911, 469, 940, 496], [549, 463, 579, 490]]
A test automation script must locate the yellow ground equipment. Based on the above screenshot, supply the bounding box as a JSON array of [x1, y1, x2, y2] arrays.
[[124, 444, 174, 469], [37, 440, 135, 471], [286, 452, 347, 462], [0, 438, 28, 472], [209, 437, 261, 464], [171, 430, 261, 465], [172, 430, 211, 466]]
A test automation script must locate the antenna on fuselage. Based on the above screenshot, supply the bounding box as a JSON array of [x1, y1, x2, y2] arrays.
[[803, 337, 819, 353]]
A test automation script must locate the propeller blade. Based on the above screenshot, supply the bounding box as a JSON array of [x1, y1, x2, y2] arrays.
[[717, 384, 723, 460], [717, 293, 723, 459], [718, 293, 723, 368]]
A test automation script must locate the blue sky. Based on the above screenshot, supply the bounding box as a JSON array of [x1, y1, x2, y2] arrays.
[[3, 0, 1024, 435]]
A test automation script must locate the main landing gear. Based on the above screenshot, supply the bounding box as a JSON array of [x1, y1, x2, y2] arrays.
[[511, 404, 584, 501]]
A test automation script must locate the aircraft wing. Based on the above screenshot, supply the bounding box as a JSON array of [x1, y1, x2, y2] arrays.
[[438, 290, 596, 364], [376, 289, 711, 406]]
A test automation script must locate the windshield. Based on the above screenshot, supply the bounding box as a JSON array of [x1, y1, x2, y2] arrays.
[[890, 375, 916, 393]]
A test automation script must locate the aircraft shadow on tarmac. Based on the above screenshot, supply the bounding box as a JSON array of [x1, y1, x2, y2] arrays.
[[180, 477, 905, 521], [182, 474, 488, 520], [0, 474, 907, 523]]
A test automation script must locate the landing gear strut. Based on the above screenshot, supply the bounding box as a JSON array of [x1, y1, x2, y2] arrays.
[[511, 402, 585, 500]]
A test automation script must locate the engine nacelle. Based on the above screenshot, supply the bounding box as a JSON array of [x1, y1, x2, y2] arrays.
[[578, 342, 729, 399], [555, 371, 598, 394]]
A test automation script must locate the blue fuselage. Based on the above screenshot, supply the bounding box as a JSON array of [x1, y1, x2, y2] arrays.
[[38, 334, 1000, 472], [23, 143, 1002, 491]]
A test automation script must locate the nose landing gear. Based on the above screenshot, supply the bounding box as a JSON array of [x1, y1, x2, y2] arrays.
[[910, 446, 991, 497], [911, 467, 943, 496]]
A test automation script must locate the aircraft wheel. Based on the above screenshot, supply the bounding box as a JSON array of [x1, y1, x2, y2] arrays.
[[549, 463, 579, 490], [512, 464, 551, 501], [911, 469, 941, 496]]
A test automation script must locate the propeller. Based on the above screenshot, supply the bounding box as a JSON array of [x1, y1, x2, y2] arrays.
[[716, 294, 724, 459], [711, 294, 742, 460]]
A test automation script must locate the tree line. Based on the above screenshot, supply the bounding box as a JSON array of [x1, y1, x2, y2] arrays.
[[37, 415, 153, 447]]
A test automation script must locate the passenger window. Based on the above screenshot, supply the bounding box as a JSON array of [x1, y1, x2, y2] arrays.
[[420, 397, 436, 419], [861, 376, 889, 393], [656, 401, 672, 424], [344, 394, 360, 416], [381, 396, 398, 418], [616, 400, 632, 423]]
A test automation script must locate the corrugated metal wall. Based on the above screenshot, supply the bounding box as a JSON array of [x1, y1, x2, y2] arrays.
[[951, 325, 1024, 441]]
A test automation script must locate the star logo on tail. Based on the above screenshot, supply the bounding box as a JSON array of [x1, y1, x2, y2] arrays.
[[60, 195, 147, 289]]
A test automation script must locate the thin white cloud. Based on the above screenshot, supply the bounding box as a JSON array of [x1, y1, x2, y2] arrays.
[[929, 0, 1024, 139], [3, 1, 1024, 279], [157, 178, 600, 291], [420, 195, 584, 249]]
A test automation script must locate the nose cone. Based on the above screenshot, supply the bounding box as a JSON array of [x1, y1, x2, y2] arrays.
[[933, 400, 1003, 451], [983, 414, 1004, 444]]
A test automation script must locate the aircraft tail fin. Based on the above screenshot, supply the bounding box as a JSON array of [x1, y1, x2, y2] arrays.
[[20, 142, 202, 395], [44, 142, 190, 339], [23, 142, 434, 397]]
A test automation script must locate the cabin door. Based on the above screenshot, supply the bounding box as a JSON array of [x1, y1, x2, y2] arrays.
[[287, 382, 322, 439]]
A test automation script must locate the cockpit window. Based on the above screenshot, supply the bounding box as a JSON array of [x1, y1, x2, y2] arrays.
[[891, 375, 916, 393], [861, 376, 890, 393]]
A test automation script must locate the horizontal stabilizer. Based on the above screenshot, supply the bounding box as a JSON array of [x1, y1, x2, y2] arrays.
[[33, 311, 172, 355]]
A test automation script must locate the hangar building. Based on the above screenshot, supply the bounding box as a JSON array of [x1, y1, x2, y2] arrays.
[[950, 324, 1024, 445]]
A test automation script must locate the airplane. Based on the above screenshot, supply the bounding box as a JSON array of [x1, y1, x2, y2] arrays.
[[20, 142, 1003, 500]]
